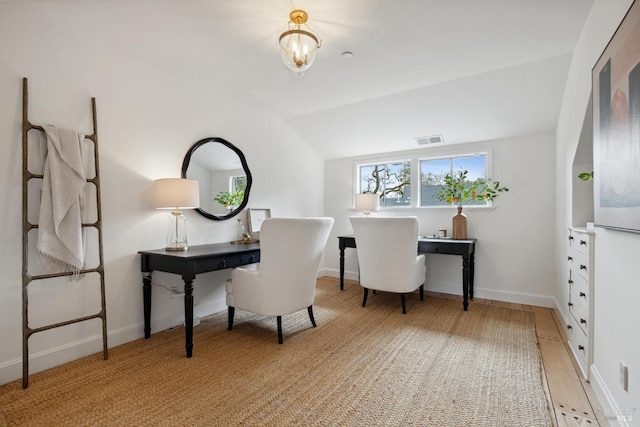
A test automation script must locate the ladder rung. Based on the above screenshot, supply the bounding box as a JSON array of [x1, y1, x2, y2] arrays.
[[26, 312, 104, 337], [27, 267, 103, 282]]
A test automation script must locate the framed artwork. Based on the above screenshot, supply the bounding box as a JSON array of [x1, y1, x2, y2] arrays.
[[593, 0, 640, 233], [247, 208, 271, 234]]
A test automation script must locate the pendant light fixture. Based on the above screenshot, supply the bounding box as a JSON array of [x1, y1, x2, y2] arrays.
[[278, 9, 321, 73]]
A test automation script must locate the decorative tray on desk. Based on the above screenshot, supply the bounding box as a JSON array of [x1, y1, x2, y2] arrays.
[[230, 239, 259, 244]]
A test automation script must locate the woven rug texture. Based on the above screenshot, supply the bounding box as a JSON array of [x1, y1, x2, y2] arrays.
[[0, 277, 551, 426]]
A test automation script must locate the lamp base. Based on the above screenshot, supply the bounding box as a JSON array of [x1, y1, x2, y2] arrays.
[[165, 245, 188, 252]]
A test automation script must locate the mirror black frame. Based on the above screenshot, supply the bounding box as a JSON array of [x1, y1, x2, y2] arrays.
[[181, 137, 252, 221]]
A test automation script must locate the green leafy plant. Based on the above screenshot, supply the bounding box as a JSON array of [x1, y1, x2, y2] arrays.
[[578, 172, 594, 181], [435, 169, 509, 207], [214, 191, 244, 209]]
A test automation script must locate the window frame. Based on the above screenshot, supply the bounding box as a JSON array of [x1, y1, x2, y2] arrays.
[[353, 146, 494, 210]]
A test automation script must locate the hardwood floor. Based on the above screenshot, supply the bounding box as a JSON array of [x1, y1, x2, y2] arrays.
[[424, 290, 608, 426]]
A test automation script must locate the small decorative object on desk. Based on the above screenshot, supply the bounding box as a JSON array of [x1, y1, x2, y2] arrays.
[[437, 229, 447, 238], [435, 169, 508, 240], [231, 218, 255, 243]]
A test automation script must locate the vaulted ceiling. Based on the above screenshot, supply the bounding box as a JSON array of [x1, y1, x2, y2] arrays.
[[14, 0, 595, 158]]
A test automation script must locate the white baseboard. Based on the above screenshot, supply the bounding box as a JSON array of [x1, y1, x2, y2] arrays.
[[321, 269, 556, 308], [0, 301, 227, 387], [590, 365, 632, 426]]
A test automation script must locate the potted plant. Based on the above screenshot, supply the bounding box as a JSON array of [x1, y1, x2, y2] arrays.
[[435, 169, 509, 239]]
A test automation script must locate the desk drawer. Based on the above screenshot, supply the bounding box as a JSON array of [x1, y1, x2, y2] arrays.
[[199, 251, 260, 271]]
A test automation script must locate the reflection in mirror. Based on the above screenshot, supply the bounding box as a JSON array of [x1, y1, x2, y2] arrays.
[[181, 137, 252, 220]]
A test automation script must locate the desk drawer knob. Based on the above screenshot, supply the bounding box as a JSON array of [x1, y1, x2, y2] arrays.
[[568, 236, 574, 241], [221, 260, 227, 268], [579, 292, 586, 298], [580, 265, 587, 270], [567, 325, 572, 330], [580, 240, 587, 246], [568, 302, 573, 307], [568, 279, 573, 285], [578, 345, 585, 351], [567, 256, 573, 261], [580, 318, 587, 325]]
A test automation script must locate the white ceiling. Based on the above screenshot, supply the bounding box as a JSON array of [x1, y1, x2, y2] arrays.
[[16, 0, 595, 159]]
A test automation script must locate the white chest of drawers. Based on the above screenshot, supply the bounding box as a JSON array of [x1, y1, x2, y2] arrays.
[[566, 227, 595, 380]]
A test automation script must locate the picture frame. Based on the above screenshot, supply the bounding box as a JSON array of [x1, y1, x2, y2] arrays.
[[592, 0, 640, 233], [247, 208, 271, 234]]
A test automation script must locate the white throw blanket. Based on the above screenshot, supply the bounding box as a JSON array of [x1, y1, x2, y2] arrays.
[[37, 125, 86, 272]]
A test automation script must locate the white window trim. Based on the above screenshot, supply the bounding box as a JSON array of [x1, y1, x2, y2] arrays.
[[353, 145, 495, 210]]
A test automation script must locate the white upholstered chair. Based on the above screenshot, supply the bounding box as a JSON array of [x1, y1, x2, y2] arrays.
[[349, 216, 426, 314], [226, 217, 334, 344]]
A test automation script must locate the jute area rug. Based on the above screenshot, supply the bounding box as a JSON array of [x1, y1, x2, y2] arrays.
[[0, 277, 551, 426]]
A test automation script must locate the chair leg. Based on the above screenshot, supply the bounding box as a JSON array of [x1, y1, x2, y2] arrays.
[[307, 305, 317, 327], [420, 284, 424, 301], [277, 316, 283, 344], [227, 306, 235, 331], [362, 288, 369, 307], [401, 294, 407, 314]]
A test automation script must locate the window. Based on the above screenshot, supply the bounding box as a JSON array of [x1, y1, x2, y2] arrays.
[[355, 150, 491, 209], [358, 161, 411, 207], [230, 175, 247, 193], [420, 154, 487, 206]]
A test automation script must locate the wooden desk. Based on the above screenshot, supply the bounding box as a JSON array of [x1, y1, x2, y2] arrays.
[[338, 235, 476, 310], [139, 242, 260, 357]]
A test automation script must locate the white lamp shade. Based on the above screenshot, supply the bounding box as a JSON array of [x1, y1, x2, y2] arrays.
[[355, 193, 380, 212], [153, 178, 200, 209]]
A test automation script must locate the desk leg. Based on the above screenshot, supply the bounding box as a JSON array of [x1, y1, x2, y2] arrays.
[[142, 272, 152, 339], [469, 253, 475, 299], [462, 257, 470, 311], [184, 279, 194, 358], [339, 247, 345, 291]]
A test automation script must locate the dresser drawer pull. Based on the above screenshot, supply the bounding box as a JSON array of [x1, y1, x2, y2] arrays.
[[221, 260, 227, 268], [578, 345, 585, 351], [568, 279, 573, 285], [250, 255, 256, 262], [580, 265, 587, 270], [579, 292, 586, 298], [567, 256, 573, 261], [567, 325, 572, 330], [568, 302, 573, 307], [568, 236, 574, 241], [580, 240, 587, 246], [580, 318, 587, 325]]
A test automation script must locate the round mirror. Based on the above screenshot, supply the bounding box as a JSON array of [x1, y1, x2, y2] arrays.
[[181, 137, 252, 220]]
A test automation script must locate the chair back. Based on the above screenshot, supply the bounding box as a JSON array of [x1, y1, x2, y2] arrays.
[[258, 217, 334, 308], [349, 216, 424, 293]]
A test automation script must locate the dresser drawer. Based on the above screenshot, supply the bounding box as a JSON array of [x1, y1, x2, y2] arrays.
[[575, 254, 590, 280], [567, 316, 589, 378], [569, 230, 591, 255], [570, 271, 590, 303]]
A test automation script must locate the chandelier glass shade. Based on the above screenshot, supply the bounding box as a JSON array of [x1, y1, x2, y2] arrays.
[[278, 10, 321, 73]]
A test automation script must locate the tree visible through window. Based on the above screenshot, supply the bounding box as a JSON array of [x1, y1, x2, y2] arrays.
[[359, 161, 411, 207], [420, 154, 487, 206], [231, 175, 247, 193]]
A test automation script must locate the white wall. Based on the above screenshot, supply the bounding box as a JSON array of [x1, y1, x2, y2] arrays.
[[556, 0, 640, 423], [0, 5, 324, 384], [324, 134, 557, 307]]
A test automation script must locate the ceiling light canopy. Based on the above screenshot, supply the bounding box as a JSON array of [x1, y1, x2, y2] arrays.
[[278, 9, 321, 73]]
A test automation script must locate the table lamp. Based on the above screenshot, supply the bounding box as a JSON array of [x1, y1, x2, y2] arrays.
[[354, 193, 380, 217], [153, 178, 200, 251]]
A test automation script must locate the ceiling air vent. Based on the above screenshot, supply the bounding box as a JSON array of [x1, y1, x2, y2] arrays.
[[416, 135, 444, 145]]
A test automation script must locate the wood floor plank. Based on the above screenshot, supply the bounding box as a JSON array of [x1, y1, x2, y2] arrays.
[[534, 307, 599, 425]]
